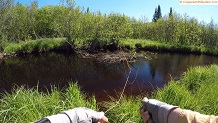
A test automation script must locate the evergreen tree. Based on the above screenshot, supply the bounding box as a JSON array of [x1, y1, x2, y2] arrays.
[[152, 5, 162, 22], [86, 7, 89, 13], [152, 8, 158, 22], [169, 7, 172, 17], [157, 5, 162, 19]]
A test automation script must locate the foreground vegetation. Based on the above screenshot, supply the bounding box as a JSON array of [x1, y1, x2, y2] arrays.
[[0, 84, 98, 123], [155, 65, 218, 115], [0, 65, 218, 122]]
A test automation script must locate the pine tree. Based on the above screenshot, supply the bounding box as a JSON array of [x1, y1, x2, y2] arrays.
[[86, 7, 89, 13], [152, 8, 158, 22], [152, 5, 162, 22], [157, 5, 162, 19], [169, 7, 172, 17]]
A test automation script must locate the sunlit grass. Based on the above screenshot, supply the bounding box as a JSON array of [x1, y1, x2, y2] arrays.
[[119, 39, 162, 49], [2, 38, 218, 55], [154, 65, 218, 115], [0, 83, 97, 123], [3, 43, 22, 54], [3, 38, 69, 54], [102, 95, 144, 123], [119, 39, 218, 55]]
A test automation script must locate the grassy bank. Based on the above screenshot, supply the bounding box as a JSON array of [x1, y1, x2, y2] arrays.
[[103, 65, 218, 122], [1, 38, 72, 55], [0, 65, 218, 122], [1, 38, 217, 56], [119, 39, 218, 55]]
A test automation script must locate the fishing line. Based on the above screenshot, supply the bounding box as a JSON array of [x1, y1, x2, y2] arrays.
[[104, 47, 135, 114]]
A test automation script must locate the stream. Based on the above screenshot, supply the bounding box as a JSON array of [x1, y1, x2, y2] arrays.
[[0, 51, 218, 101]]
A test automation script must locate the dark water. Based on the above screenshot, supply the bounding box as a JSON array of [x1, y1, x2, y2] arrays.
[[0, 52, 218, 101]]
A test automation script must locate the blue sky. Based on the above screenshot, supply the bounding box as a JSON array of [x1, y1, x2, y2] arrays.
[[15, 0, 218, 23]]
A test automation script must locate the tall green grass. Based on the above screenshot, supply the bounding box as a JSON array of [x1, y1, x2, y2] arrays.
[[0, 65, 218, 123], [119, 39, 218, 55], [3, 38, 70, 54], [154, 65, 218, 115], [102, 95, 144, 123], [0, 83, 97, 123]]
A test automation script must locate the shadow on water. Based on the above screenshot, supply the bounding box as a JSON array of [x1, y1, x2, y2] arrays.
[[0, 51, 218, 101]]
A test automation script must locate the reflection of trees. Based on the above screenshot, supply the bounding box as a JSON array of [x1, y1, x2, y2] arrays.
[[0, 52, 125, 93], [149, 60, 157, 80], [147, 53, 218, 83], [129, 52, 218, 89]]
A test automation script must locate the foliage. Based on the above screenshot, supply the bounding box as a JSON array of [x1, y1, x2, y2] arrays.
[[0, 0, 218, 54], [131, 13, 218, 54]]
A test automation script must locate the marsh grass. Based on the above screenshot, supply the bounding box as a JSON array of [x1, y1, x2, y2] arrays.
[[0, 83, 97, 123]]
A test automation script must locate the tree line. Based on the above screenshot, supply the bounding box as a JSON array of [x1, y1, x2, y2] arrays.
[[0, 0, 218, 50], [136, 5, 218, 49]]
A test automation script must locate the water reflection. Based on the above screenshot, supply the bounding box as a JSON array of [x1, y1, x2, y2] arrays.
[[0, 52, 217, 101]]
